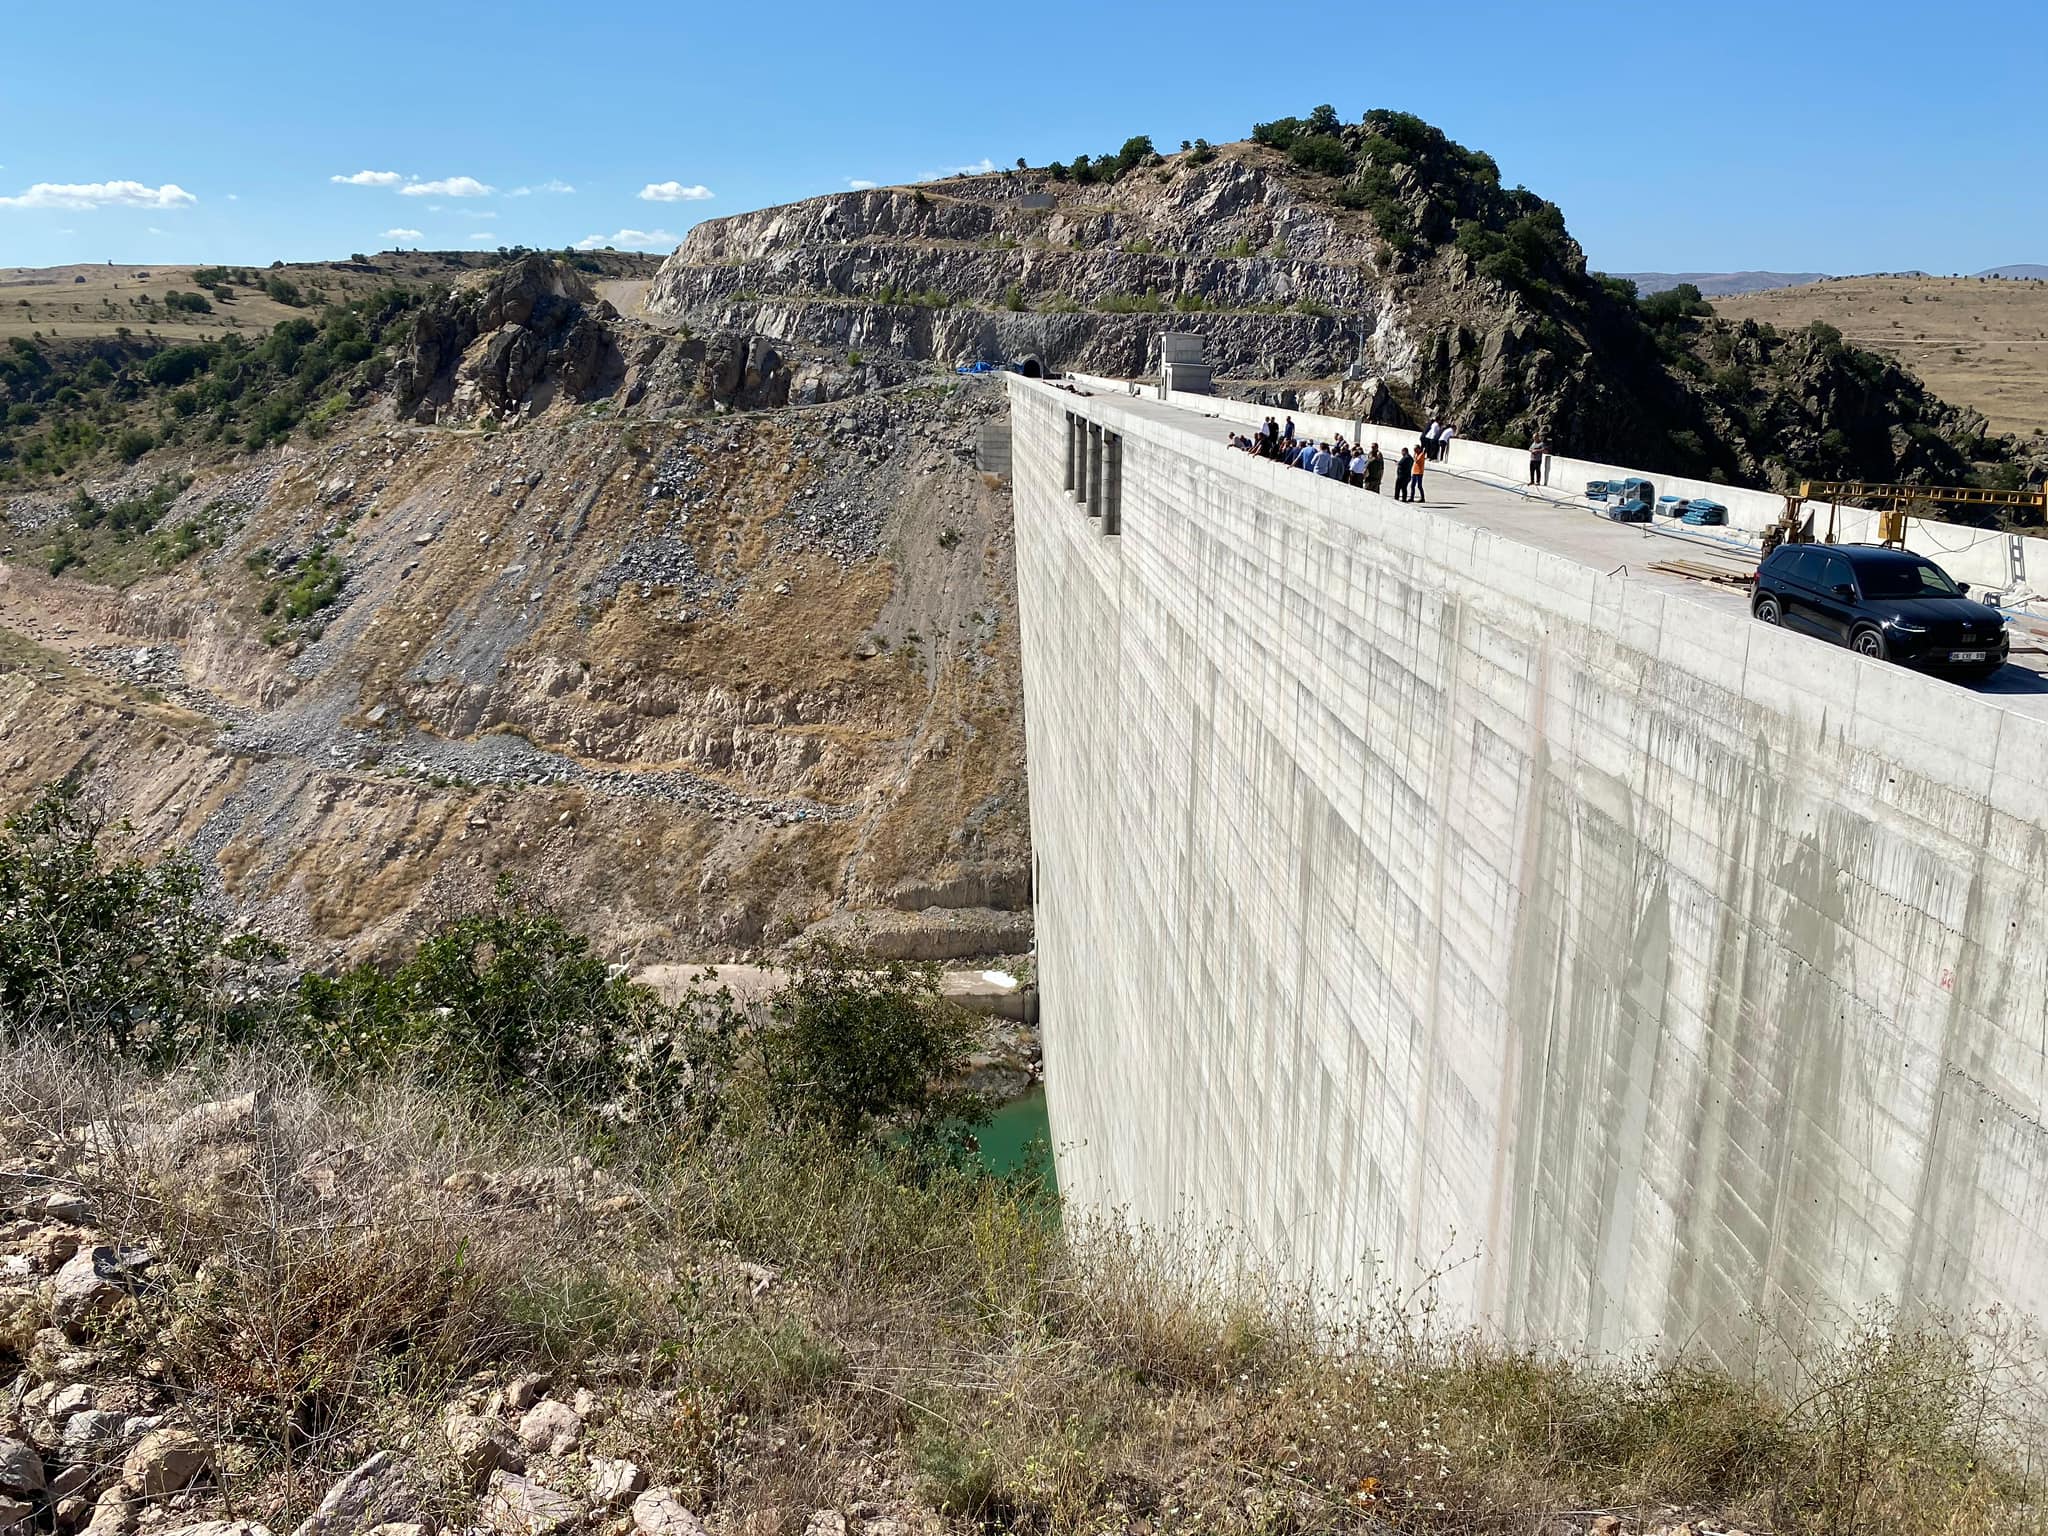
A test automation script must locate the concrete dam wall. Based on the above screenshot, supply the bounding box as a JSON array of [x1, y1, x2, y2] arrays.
[[1007, 375, 2048, 1359]]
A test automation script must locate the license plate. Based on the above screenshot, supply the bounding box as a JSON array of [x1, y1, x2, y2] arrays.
[[1950, 650, 1986, 663]]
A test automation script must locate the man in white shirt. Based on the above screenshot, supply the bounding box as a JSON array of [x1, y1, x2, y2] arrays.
[[1436, 422, 1456, 460], [1423, 419, 1440, 457]]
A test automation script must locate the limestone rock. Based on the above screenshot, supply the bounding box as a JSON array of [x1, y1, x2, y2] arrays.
[[504, 1374, 547, 1413], [443, 1415, 523, 1488], [58, 1412, 128, 1465], [289, 1451, 423, 1536], [515, 1401, 581, 1456], [481, 1472, 581, 1536], [0, 1439, 43, 1495], [629, 1490, 704, 1536], [121, 1428, 209, 1495], [587, 1461, 643, 1509], [82, 1489, 134, 1536], [50, 1246, 148, 1331]]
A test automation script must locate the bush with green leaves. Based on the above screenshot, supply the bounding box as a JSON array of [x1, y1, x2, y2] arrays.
[[756, 941, 991, 1154], [1, 285, 428, 482], [0, 781, 280, 1056], [295, 881, 737, 1116]]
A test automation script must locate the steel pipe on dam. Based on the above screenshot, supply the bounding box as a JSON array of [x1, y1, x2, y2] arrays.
[[1007, 375, 2048, 1358]]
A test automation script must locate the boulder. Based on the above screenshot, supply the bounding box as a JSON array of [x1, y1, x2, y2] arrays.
[[58, 1413, 128, 1465], [23, 1225, 85, 1274], [50, 1248, 135, 1331], [158, 1525, 272, 1536], [121, 1428, 209, 1496], [0, 1495, 31, 1535], [587, 1461, 643, 1510], [504, 1375, 548, 1413], [514, 1401, 581, 1456], [82, 1489, 134, 1536], [288, 1451, 423, 1536], [0, 1439, 43, 1495], [481, 1473, 580, 1536], [443, 1415, 523, 1488], [628, 1490, 704, 1536]]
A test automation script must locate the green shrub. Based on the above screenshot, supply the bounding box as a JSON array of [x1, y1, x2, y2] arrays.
[[0, 782, 280, 1057], [1096, 291, 1165, 314], [297, 880, 737, 1112], [1288, 133, 1354, 176], [756, 941, 990, 1153]]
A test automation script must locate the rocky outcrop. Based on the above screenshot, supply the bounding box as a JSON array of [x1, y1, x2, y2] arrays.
[[390, 256, 620, 424], [647, 139, 2016, 489]]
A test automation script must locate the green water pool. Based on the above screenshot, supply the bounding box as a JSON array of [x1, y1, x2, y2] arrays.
[[971, 1083, 1056, 1186]]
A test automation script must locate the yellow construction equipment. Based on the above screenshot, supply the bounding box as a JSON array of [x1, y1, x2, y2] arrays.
[[1796, 479, 2047, 547]]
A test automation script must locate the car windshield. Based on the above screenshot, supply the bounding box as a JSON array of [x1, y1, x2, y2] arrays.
[[1855, 559, 1962, 599]]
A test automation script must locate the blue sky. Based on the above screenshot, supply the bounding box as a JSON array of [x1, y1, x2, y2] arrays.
[[3, 0, 2043, 275]]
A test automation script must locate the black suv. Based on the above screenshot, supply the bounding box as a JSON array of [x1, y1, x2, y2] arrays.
[[1751, 543, 2008, 679]]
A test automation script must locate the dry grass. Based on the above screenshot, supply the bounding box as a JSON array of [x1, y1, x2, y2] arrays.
[[0, 253, 663, 344], [1717, 276, 2048, 437], [5, 1042, 2044, 1535]]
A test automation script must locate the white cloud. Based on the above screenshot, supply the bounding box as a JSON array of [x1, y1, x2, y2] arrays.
[[847, 178, 880, 190], [468, 233, 496, 242], [382, 227, 423, 239], [0, 180, 197, 211], [226, 193, 239, 201], [637, 181, 713, 203], [401, 176, 493, 198], [573, 228, 679, 252], [918, 158, 995, 182], [509, 179, 575, 196], [147, 226, 166, 236], [330, 169, 405, 187], [471, 210, 498, 219]]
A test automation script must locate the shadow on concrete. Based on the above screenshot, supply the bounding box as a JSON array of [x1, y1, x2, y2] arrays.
[[1966, 664, 2048, 695]]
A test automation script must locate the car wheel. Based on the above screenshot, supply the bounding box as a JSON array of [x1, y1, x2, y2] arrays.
[[1754, 593, 1781, 625], [1852, 627, 1887, 660]]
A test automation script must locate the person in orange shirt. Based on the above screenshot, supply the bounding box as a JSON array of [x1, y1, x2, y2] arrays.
[[1409, 442, 1428, 503]]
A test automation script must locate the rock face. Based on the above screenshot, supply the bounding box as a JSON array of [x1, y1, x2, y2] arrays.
[[647, 138, 2007, 489], [392, 257, 620, 423], [646, 158, 1392, 380]]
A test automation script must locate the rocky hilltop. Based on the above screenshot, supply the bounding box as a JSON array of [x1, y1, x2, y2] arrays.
[[648, 114, 2025, 496]]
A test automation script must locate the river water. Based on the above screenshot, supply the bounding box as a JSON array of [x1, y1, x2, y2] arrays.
[[971, 1083, 1056, 1186]]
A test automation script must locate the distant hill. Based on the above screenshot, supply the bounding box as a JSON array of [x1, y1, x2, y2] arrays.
[[1976, 264, 2048, 280], [1616, 270, 1830, 298], [1716, 273, 2048, 435]]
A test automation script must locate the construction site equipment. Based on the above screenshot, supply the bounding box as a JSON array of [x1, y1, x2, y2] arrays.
[[1797, 479, 2048, 547]]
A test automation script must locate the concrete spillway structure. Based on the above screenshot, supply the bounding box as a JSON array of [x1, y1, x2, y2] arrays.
[[1008, 374, 2048, 1358]]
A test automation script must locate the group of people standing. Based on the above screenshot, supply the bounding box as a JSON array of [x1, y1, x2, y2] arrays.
[[1229, 416, 1439, 503]]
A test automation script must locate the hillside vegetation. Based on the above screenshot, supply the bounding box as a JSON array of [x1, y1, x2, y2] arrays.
[[3, 782, 2045, 1536]]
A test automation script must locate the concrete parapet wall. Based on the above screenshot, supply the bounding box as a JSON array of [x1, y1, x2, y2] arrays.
[[1009, 374, 2048, 1360]]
